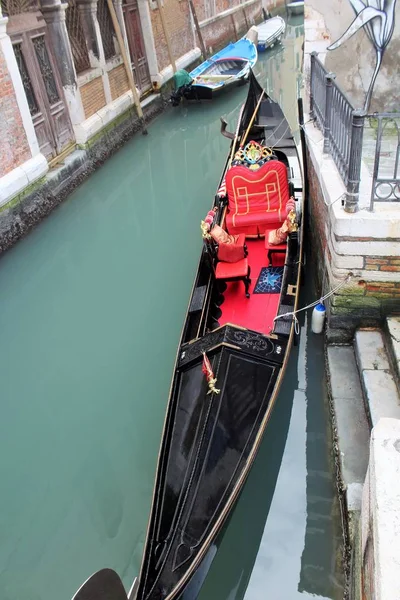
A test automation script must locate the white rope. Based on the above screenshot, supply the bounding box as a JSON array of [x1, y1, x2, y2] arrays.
[[273, 273, 353, 329]]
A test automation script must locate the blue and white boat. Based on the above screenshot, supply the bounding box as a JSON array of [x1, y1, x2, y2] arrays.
[[256, 16, 286, 52], [286, 0, 304, 15], [171, 37, 257, 104]]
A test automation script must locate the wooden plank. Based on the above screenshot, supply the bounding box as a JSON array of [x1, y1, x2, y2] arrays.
[[106, 0, 145, 123], [188, 0, 207, 59], [230, 13, 238, 40]]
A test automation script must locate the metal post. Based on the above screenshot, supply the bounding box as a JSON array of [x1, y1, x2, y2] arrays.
[[309, 51, 317, 120], [323, 72, 335, 154], [369, 116, 383, 211], [345, 109, 366, 213]]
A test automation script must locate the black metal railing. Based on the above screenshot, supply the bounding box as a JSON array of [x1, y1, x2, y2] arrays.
[[310, 51, 400, 212], [368, 114, 400, 210], [310, 51, 365, 213]]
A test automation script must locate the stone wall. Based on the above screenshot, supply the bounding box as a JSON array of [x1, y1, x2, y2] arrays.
[[306, 0, 400, 112], [360, 418, 400, 600], [0, 43, 31, 177], [199, 1, 262, 55]]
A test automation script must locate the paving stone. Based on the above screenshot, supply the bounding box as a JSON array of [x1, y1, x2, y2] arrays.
[[387, 316, 400, 379], [327, 345, 364, 399], [327, 346, 369, 488], [362, 370, 400, 427], [347, 482, 364, 512], [355, 329, 390, 371]]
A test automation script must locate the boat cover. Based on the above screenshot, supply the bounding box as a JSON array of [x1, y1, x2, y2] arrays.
[[173, 69, 193, 89]]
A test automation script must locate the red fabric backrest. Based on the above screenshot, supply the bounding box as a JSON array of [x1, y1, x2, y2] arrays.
[[225, 160, 289, 217]]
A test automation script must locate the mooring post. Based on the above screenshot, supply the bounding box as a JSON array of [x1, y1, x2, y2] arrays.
[[309, 51, 317, 120], [323, 72, 336, 154], [345, 109, 366, 213]]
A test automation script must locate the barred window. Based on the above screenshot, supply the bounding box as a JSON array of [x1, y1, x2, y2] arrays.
[[97, 0, 117, 60], [1, 0, 38, 16], [65, 0, 91, 74]]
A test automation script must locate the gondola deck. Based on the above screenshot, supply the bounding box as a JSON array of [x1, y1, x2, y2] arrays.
[[218, 238, 284, 334]]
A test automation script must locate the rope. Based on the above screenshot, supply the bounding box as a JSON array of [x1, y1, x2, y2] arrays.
[[273, 273, 353, 331]]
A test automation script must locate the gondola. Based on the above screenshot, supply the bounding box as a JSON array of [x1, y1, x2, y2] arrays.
[[71, 71, 304, 600], [170, 37, 257, 106]]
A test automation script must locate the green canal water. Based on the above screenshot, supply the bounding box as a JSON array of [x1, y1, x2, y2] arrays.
[[0, 16, 344, 600]]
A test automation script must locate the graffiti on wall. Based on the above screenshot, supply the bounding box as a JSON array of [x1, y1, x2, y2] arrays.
[[327, 0, 397, 110]]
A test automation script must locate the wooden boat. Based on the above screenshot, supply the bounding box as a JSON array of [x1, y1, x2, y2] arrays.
[[71, 71, 304, 600], [171, 38, 257, 105], [256, 16, 286, 52]]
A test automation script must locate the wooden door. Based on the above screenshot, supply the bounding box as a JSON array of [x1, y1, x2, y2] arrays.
[[11, 24, 74, 160], [123, 0, 151, 94]]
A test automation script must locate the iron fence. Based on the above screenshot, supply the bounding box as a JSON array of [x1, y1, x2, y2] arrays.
[[368, 114, 400, 210], [97, 0, 117, 60], [65, 0, 91, 73], [310, 52, 365, 213], [309, 51, 400, 213]]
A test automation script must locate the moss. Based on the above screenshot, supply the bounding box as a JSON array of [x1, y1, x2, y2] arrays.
[[0, 176, 47, 214], [335, 282, 366, 297], [331, 294, 380, 309]]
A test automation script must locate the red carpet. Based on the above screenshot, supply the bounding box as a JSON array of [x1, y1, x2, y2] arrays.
[[219, 239, 284, 335]]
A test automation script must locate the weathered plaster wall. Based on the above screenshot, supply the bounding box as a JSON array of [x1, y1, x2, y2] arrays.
[[0, 44, 31, 177], [307, 0, 400, 111]]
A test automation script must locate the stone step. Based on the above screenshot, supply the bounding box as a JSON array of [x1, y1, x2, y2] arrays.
[[386, 316, 400, 384], [354, 328, 400, 428], [326, 345, 370, 518]]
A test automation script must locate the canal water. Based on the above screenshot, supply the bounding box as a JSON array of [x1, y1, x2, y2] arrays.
[[0, 14, 344, 600]]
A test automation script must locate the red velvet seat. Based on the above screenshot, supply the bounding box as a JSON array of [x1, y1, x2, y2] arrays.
[[225, 160, 290, 236], [216, 257, 249, 279]]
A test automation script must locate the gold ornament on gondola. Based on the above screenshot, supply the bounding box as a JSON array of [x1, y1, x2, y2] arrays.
[[200, 220, 211, 239], [234, 141, 273, 170]]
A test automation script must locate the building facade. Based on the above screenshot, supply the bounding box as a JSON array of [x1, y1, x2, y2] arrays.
[[0, 0, 263, 218], [304, 0, 400, 340]]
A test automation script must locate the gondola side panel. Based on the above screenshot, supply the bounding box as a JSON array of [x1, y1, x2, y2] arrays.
[[138, 347, 280, 600]]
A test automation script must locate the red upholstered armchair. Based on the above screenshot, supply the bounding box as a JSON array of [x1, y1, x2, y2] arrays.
[[201, 218, 251, 298], [225, 159, 290, 236]]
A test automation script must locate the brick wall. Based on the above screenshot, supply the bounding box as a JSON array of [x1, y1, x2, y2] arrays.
[[0, 45, 31, 178], [151, 0, 193, 71], [80, 76, 107, 119], [108, 64, 129, 100]]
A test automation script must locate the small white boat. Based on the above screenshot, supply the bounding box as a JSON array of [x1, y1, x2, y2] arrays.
[[256, 16, 286, 52], [286, 0, 304, 15]]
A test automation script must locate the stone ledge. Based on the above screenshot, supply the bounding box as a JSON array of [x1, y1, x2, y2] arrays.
[[326, 345, 369, 522], [386, 317, 400, 383], [354, 329, 390, 371], [0, 154, 48, 208], [305, 120, 400, 240], [355, 328, 400, 428], [361, 418, 400, 600]]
